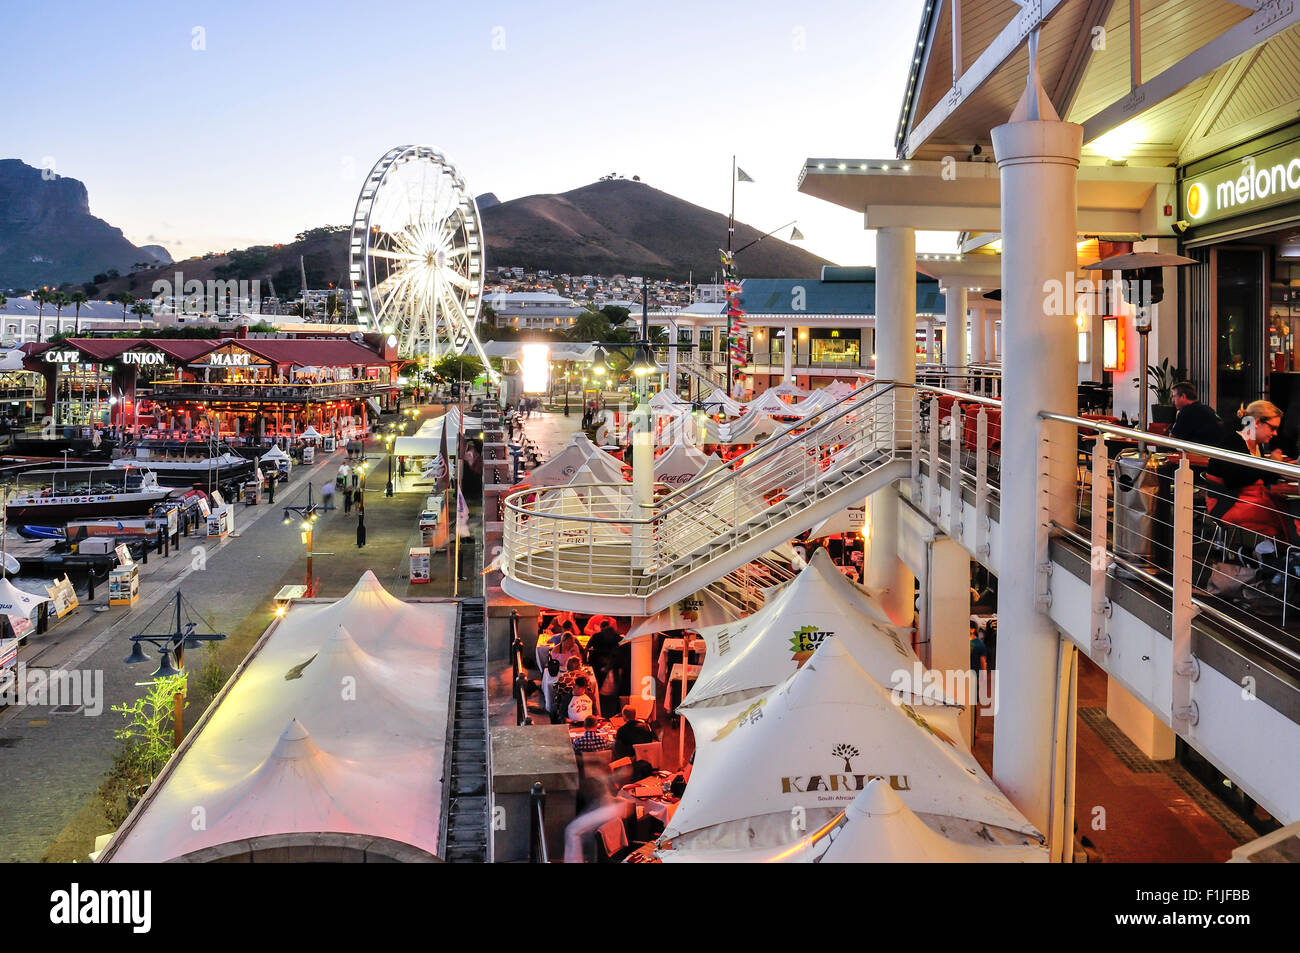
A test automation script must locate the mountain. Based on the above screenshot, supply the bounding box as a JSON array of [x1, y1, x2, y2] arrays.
[[480, 180, 831, 280], [137, 244, 173, 265], [0, 159, 162, 289], [87, 178, 833, 302]]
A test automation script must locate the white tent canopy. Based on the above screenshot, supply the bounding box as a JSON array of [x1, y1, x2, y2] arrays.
[[395, 414, 459, 458], [665, 635, 1043, 853], [746, 388, 811, 418], [768, 379, 811, 399], [526, 433, 625, 486], [260, 444, 290, 462], [680, 549, 920, 711], [649, 389, 693, 414], [624, 586, 742, 640], [653, 443, 712, 489], [101, 572, 456, 862], [0, 578, 48, 618], [807, 500, 868, 540], [299, 425, 322, 439], [659, 779, 1048, 863]]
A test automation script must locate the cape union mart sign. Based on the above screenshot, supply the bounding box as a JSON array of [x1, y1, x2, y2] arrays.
[[1185, 141, 1300, 226]]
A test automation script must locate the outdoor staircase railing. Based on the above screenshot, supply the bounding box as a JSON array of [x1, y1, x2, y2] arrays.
[[502, 381, 916, 601]]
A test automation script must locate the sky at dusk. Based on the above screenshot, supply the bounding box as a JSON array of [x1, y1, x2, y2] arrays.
[[2, 0, 957, 270]]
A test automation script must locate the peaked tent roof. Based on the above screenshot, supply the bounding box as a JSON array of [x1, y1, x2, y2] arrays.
[[664, 635, 1042, 852], [624, 585, 742, 640], [659, 779, 1047, 863], [654, 442, 711, 489], [679, 549, 916, 711], [100, 572, 455, 862]]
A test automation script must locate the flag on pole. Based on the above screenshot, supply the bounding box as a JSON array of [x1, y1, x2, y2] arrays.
[[432, 495, 450, 550], [433, 418, 450, 492], [736, 167, 754, 183], [456, 487, 471, 538]]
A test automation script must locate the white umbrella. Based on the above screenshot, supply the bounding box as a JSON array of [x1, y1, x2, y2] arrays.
[[300, 425, 322, 440], [769, 379, 810, 399], [653, 443, 711, 489], [807, 500, 868, 540], [665, 635, 1043, 853]]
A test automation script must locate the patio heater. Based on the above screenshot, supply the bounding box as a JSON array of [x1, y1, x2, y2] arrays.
[[1083, 252, 1197, 435]]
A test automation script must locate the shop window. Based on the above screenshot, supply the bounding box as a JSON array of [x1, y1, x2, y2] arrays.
[[810, 329, 860, 364]]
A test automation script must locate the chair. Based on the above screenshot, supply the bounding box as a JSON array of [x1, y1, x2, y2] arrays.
[[576, 748, 613, 783], [633, 741, 663, 769]]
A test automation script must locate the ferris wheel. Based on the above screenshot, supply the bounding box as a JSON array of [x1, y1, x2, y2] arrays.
[[349, 145, 494, 376]]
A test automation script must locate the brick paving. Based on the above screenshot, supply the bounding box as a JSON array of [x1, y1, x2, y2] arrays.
[[0, 403, 468, 862]]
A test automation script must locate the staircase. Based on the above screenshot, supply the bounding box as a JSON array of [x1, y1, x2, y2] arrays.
[[501, 383, 915, 615], [442, 598, 489, 863]]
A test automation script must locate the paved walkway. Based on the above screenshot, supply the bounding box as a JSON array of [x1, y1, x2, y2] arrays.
[[0, 403, 470, 862]]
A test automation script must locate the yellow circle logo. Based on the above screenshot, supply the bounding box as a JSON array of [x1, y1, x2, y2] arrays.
[[1187, 182, 1207, 219]]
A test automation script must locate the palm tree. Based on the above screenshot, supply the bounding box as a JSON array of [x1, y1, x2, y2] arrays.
[[567, 308, 611, 343], [116, 292, 135, 324], [70, 290, 87, 336], [52, 292, 70, 337], [33, 289, 50, 340], [130, 300, 153, 327]]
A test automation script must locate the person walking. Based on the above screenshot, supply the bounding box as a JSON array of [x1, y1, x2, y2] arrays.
[[343, 486, 353, 514], [266, 471, 275, 504], [356, 513, 367, 548], [321, 478, 336, 511]]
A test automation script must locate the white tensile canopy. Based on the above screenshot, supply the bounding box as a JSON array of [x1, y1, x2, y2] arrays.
[[768, 379, 810, 399], [0, 578, 48, 618], [680, 549, 923, 711], [807, 500, 868, 539], [100, 572, 456, 862], [747, 388, 811, 418], [656, 413, 699, 447], [394, 414, 459, 457], [299, 425, 322, 439], [653, 443, 712, 489], [649, 389, 692, 413], [526, 433, 623, 486], [567, 452, 626, 487], [824, 379, 855, 399], [260, 444, 290, 462], [624, 586, 742, 640], [663, 635, 1043, 853], [658, 779, 1048, 863]]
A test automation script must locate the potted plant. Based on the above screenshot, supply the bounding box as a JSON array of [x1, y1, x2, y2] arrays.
[[1134, 358, 1185, 425], [105, 674, 187, 820]]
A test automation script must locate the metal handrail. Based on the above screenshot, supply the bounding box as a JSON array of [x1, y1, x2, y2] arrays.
[[917, 382, 1004, 409], [1050, 521, 1300, 667], [509, 610, 531, 726], [1039, 410, 1300, 481], [529, 782, 549, 864], [503, 381, 900, 526]]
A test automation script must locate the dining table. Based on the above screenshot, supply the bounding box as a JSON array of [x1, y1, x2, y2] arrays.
[[656, 637, 706, 683], [616, 770, 681, 824]]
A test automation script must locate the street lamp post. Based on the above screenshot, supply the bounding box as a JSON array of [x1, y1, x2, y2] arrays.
[[280, 482, 321, 596], [123, 591, 227, 746]]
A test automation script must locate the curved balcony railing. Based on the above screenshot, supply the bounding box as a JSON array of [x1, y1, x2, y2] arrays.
[[502, 381, 915, 600], [151, 379, 389, 401]]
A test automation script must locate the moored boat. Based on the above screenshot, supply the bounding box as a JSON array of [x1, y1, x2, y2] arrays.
[[5, 467, 174, 527]]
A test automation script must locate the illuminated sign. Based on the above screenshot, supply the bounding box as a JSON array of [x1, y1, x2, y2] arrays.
[[43, 350, 81, 364], [122, 352, 166, 366], [1103, 317, 1124, 372], [209, 352, 250, 367], [1183, 140, 1300, 226], [520, 343, 549, 394]]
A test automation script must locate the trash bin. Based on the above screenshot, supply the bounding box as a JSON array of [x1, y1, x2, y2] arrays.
[[1113, 450, 1159, 563]]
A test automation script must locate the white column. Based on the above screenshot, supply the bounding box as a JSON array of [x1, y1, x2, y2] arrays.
[[631, 396, 653, 563], [990, 93, 1083, 841], [866, 226, 916, 626], [928, 536, 975, 748], [782, 324, 793, 381], [985, 312, 996, 362], [944, 285, 968, 371], [667, 319, 678, 391], [925, 322, 936, 363], [970, 300, 986, 366]]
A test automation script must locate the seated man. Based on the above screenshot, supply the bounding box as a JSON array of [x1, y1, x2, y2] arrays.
[[612, 705, 657, 761], [567, 678, 595, 723], [1169, 382, 1224, 445], [572, 716, 612, 754]]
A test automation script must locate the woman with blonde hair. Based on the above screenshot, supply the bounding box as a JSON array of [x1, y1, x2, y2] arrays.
[[1207, 400, 1290, 539]]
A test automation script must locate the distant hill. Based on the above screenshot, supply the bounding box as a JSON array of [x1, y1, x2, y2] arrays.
[[0, 159, 165, 289], [481, 180, 831, 280], [88, 177, 832, 302]]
